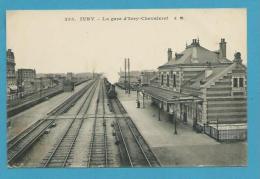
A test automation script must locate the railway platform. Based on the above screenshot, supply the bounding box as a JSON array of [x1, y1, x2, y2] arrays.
[[116, 87, 247, 166], [8, 81, 91, 140], [7, 86, 63, 118]]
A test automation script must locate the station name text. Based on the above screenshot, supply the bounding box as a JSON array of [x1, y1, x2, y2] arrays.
[[64, 16, 184, 22]]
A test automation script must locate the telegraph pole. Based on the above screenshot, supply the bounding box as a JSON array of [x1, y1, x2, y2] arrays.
[[124, 58, 127, 94], [128, 58, 130, 94]]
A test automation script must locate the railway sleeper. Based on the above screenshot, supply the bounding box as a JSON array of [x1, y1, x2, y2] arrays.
[[91, 151, 110, 154]]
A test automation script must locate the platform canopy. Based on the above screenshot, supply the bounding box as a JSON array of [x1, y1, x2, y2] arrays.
[[141, 86, 202, 104]]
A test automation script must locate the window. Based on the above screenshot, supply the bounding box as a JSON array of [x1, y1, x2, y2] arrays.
[[173, 74, 176, 87], [239, 78, 244, 87], [166, 74, 169, 87], [161, 74, 164, 85], [233, 77, 244, 88], [233, 78, 238, 88]]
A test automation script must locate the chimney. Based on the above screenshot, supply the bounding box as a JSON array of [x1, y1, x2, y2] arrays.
[[168, 48, 172, 61], [219, 38, 226, 58], [191, 39, 200, 47], [233, 52, 242, 64]]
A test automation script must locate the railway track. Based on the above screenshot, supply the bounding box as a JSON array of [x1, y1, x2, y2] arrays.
[[87, 79, 109, 167], [47, 80, 95, 116], [41, 80, 98, 167], [7, 80, 95, 165], [8, 78, 160, 167], [111, 98, 161, 167]]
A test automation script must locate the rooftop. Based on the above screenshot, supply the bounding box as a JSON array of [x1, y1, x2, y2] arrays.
[[182, 66, 228, 89], [182, 62, 246, 90], [160, 39, 232, 68]]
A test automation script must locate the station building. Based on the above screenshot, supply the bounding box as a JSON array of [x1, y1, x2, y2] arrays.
[[141, 39, 247, 141]]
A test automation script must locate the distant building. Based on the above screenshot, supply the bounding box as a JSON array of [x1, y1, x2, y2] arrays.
[[44, 73, 66, 78], [74, 72, 93, 79], [35, 73, 65, 86], [142, 38, 247, 141], [140, 70, 158, 86], [6, 49, 17, 93], [118, 71, 141, 86], [17, 68, 36, 93], [34, 77, 54, 91], [66, 72, 74, 81], [36, 73, 48, 78]]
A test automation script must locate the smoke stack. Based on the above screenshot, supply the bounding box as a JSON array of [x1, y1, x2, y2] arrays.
[[168, 48, 172, 61], [219, 38, 226, 58]]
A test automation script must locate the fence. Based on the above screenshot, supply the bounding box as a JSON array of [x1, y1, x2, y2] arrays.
[[204, 124, 247, 142], [8, 91, 35, 101], [7, 85, 63, 108]]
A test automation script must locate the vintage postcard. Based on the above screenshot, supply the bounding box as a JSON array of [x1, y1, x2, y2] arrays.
[[6, 9, 247, 168]]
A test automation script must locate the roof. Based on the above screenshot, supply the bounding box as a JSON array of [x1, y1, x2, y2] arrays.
[[182, 62, 246, 90], [202, 62, 246, 88], [159, 45, 232, 68], [141, 86, 202, 103], [182, 66, 228, 89]]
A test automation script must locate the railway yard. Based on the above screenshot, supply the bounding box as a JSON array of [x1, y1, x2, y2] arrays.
[[7, 77, 161, 168], [7, 76, 247, 168]]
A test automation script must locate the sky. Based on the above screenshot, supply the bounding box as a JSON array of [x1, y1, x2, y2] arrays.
[[7, 9, 247, 83]]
